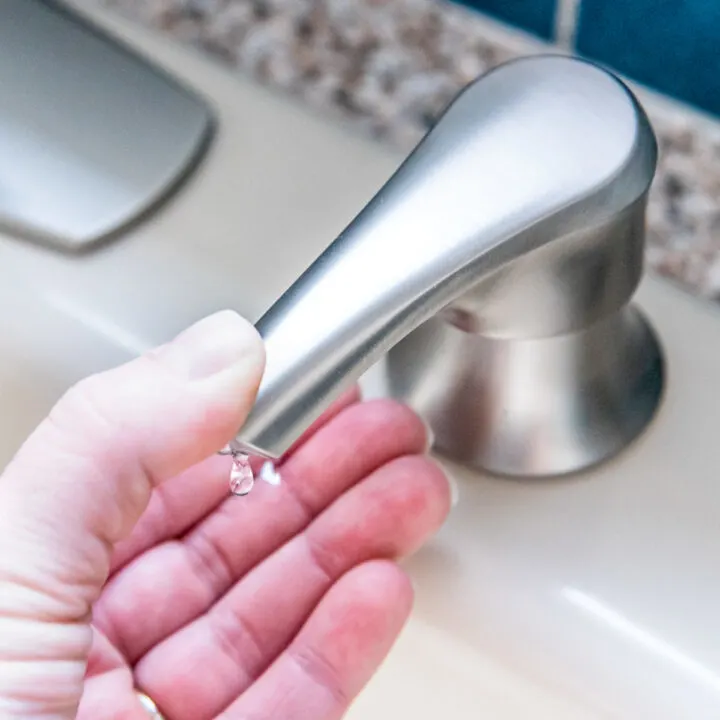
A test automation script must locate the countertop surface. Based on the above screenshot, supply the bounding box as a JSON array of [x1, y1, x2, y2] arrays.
[[101, 0, 720, 303]]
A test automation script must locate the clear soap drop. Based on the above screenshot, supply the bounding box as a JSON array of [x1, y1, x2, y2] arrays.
[[229, 452, 254, 496]]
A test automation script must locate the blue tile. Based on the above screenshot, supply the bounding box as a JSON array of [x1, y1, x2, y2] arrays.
[[577, 0, 720, 117], [456, 0, 557, 39]]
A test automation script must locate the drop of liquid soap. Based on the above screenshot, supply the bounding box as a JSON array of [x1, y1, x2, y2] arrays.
[[229, 452, 254, 496]]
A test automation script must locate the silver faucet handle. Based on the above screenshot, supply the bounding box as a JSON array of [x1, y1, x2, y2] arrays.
[[234, 56, 658, 463]]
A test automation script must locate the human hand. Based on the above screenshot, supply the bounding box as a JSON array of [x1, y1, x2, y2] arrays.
[[0, 311, 453, 719]]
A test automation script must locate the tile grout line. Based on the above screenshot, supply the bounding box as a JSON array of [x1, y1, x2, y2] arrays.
[[554, 0, 582, 48]]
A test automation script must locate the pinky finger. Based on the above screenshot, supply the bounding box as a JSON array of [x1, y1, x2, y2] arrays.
[[217, 560, 413, 720]]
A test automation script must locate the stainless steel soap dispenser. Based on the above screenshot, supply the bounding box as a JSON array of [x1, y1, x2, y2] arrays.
[[231, 55, 664, 478]]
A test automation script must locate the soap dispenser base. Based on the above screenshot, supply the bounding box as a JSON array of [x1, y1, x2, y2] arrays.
[[384, 305, 665, 478]]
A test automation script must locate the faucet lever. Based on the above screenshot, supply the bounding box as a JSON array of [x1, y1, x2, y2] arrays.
[[234, 55, 663, 477]]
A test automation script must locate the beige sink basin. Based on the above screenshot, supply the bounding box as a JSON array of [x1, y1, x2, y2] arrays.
[[3, 3, 720, 717]]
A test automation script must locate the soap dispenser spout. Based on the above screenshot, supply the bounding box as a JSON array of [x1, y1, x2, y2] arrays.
[[232, 55, 663, 477]]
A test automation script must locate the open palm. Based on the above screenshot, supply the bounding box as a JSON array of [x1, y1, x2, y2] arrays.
[[81, 389, 450, 719]]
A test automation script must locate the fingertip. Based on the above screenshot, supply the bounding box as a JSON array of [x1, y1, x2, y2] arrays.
[[171, 311, 266, 457], [153, 310, 265, 383], [307, 560, 414, 698], [373, 453, 454, 537], [431, 456, 459, 508], [318, 398, 434, 456], [420, 454, 458, 511], [349, 559, 414, 618], [355, 398, 426, 438]]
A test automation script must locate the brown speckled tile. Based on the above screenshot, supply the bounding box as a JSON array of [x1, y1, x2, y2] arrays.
[[100, 0, 720, 302]]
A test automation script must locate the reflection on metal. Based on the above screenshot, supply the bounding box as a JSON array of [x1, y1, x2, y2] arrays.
[[233, 55, 664, 478], [0, 0, 214, 251]]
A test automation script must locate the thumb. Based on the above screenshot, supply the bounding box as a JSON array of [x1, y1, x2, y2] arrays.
[[0, 311, 264, 706]]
